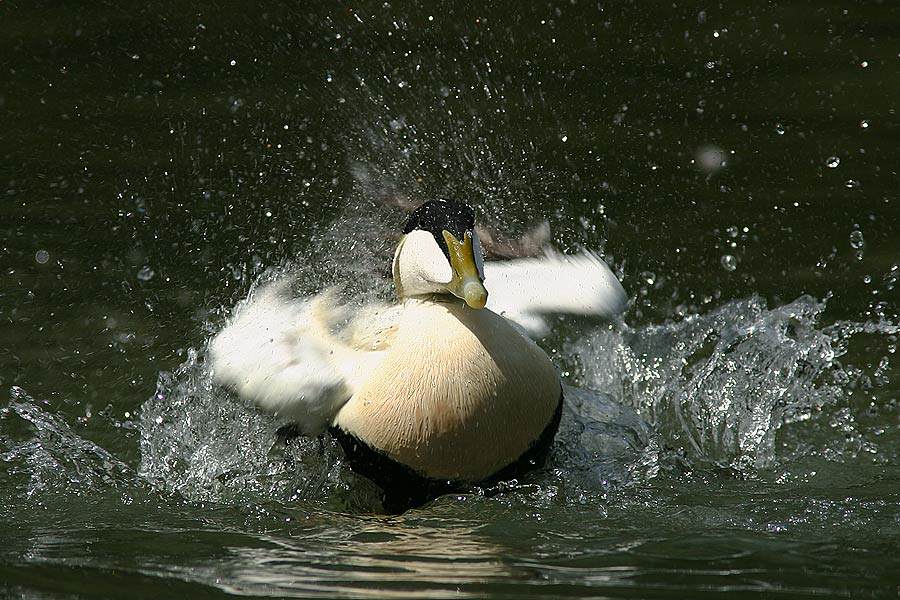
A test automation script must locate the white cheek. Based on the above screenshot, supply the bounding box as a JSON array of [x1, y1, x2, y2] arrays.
[[420, 246, 453, 284], [401, 230, 452, 286], [472, 231, 485, 280]]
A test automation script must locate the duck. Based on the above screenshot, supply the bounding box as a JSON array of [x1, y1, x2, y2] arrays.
[[209, 199, 627, 511]]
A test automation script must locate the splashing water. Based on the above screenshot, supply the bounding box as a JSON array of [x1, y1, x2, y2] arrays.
[[131, 277, 896, 512], [137, 348, 369, 508], [3, 254, 895, 516], [570, 295, 896, 472], [0, 387, 132, 501]]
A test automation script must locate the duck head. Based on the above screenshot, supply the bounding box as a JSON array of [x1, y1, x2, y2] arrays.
[[392, 199, 488, 309]]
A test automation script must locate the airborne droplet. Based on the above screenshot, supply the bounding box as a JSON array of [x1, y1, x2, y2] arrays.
[[721, 254, 737, 272], [137, 266, 155, 281]]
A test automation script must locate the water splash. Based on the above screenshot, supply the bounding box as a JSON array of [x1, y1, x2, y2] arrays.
[[0, 387, 132, 499], [136, 272, 898, 511], [8, 277, 893, 515], [568, 295, 893, 472], [720, 254, 738, 271], [137, 348, 367, 507], [551, 385, 657, 497]]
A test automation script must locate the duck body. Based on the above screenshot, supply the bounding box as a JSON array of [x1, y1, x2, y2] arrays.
[[210, 199, 627, 509], [334, 298, 561, 482]]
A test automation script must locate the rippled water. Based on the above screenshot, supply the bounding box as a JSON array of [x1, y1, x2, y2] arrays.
[[3, 1, 900, 598]]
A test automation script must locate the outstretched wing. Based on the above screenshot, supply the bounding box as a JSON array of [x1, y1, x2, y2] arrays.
[[209, 282, 384, 435], [483, 249, 627, 337]]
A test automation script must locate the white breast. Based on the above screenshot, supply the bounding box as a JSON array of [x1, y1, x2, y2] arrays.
[[333, 300, 561, 481]]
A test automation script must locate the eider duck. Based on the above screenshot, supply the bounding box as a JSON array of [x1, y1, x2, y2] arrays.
[[210, 200, 626, 511]]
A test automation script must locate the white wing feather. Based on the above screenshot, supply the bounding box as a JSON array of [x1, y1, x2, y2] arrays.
[[484, 249, 627, 337], [209, 282, 367, 435]]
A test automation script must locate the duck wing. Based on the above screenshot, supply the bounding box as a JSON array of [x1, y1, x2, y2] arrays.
[[483, 249, 627, 337], [209, 282, 389, 435]]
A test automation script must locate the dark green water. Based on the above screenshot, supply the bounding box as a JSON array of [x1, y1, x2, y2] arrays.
[[2, 1, 899, 598]]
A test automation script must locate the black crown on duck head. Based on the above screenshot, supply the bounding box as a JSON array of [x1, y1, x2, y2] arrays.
[[402, 199, 476, 259]]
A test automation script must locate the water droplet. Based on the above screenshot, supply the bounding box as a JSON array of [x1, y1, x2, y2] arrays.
[[826, 156, 840, 168], [721, 254, 737, 271], [696, 145, 727, 173], [561, 135, 568, 142], [775, 123, 785, 135], [849, 229, 865, 249], [860, 119, 870, 129], [863, 275, 872, 284], [35, 250, 50, 264], [844, 179, 860, 189], [860, 60, 868, 68], [725, 225, 739, 238], [640, 271, 657, 286], [137, 266, 155, 281], [229, 59, 236, 66]]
